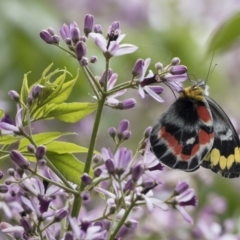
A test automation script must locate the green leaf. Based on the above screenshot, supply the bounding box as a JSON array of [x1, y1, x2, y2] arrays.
[[46, 141, 89, 154], [0, 135, 21, 145], [47, 71, 79, 104], [18, 132, 77, 151], [208, 13, 240, 53], [46, 152, 84, 184], [20, 72, 30, 103], [40, 102, 97, 123], [0, 109, 4, 119]]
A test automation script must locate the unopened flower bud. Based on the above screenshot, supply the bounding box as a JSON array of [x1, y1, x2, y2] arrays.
[[132, 164, 143, 182], [108, 206, 116, 214], [84, 14, 94, 36], [7, 168, 15, 176], [124, 219, 138, 229], [71, 27, 81, 44], [122, 130, 131, 140], [118, 119, 129, 134], [105, 159, 115, 174], [76, 41, 87, 61], [108, 127, 117, 139], [81, 173, 92, 185], [155, 62, 163, 71], [5, 180, 12, 185], [35, 145, 46, 160], [27, 96, 33, 106], [80, 57, 88, 66], [94, 168, 102, 177], [64, 232, 74, 240], [52, 35, 60, 44], [92, 154, 102, 164], [174, 181, 189, 195], [117, 98, 136, 110], [47, 27, 55, 35], [32, 84, 42, 99], [90, 56, 97, 63], [171, 57, 181, 66], [10, 150, 30, 169], [0, 184, 8, 193], [93, 24, 103, 34], [170, 65, 187, 75], [143, 126, 152, 139], [40, 30, 54, 44], [132, 59, 144, 77], [27, 144, 35, 153], [54, 209, 68, 222], [8, 90, 20, 102]]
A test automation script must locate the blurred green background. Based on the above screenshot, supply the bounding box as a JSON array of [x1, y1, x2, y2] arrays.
[[2, 0, 240, 238]]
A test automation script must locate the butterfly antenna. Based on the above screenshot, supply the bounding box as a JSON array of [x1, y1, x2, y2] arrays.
[[205, 51, 215, 84], [164, 82, 179, 99]]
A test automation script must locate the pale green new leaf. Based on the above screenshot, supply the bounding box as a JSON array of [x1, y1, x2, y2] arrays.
[[46, 141, 89, 154], [0, 135, 21, 145], [20, 73, 30, 103], [46, 152, 85, 184], [18, 132, 77, 151], [208, 13, 240, 53], [41, 102, 97, 123]]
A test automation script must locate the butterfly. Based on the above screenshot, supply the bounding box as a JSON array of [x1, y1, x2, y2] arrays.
[[149, 80, 240, 178]]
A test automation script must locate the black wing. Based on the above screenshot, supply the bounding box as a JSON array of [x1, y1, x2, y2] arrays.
[[201, 97, 240, 178]]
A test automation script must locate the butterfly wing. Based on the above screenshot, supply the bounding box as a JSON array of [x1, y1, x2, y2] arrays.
[[150, 95, 214, 172], [201, 97, 240, 178]]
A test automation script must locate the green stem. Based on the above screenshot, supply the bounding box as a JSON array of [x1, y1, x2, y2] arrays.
[[109, 201, 135, 240], [70, 95, 106, 218]]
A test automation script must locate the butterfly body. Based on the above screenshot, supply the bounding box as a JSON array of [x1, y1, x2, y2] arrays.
[[150, 81, 240, 178]]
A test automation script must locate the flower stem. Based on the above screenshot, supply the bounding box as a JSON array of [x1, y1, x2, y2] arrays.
[[70, 95, 106, 219], [109, 200, 135, 240]]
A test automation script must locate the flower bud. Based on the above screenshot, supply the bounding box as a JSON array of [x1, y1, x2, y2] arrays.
[[92, 154, 102, 164], [27, 144, 36, 153], [47, 27, 55, 35], [35, 145, 46, 160], [10, 150, 30, 169], [117, 98, 136, 110], [32, 85, 42, 99], [171, 57, 181, 65], [71, 27, 81, 44], [105, 159, 115, 174], [118, 119, 129, 134], [0, 184, 8, 193], [40, 30, 54, 44], [20, 218, 32, 233], [132, 59, 144, 78], [5, 180, 12, 185], [155, 62, 163, 71], [108, 127, 117, 139], [84, 14, 94, 36], [90, 56, 97, 63], [7, 168, 15, 176], [122, 130, 131, 140], [76, 41, 87, 61], [54, 209, 68, 222], [170, 65, 187, 75], [93, 24, 103, 34], [131, 164, 143, 182], [64, 232, 74, 240], [80, 57, 89, 66], [52, 35, 60, 44], [8, 90, 20, 102], [143, 126, 152, 139], [94, 168, 102, 177], [81, 173, 92, 185], [124, 219, 138, 229]]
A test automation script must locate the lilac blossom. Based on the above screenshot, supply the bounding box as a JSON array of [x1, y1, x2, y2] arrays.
[[89, 32, 137, 58], [0, 108, 23, 135]]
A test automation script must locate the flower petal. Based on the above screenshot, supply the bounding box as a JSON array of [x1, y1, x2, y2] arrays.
[[114, 44, 138, 56], [116, 34, 126, 43], [176, 205, 193, 224], [143, 86, 164, 102]]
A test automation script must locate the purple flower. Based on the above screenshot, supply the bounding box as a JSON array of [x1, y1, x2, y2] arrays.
[[68, 217, 106, 240], [137, 58, 164, 102], [89, 32, 137, 58], [60, 22, 80, 45], [166, 180, 198, 224], [0, 108, 23, 135]]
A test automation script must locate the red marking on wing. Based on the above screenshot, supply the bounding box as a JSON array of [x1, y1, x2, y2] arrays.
[[197, 105, 212, 123], [199, 129, 210, 145], [174, 144, 182, 155], [160, 127, 178, 147], [180, 153, 191, 161], [191, 143, 200, 156]]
